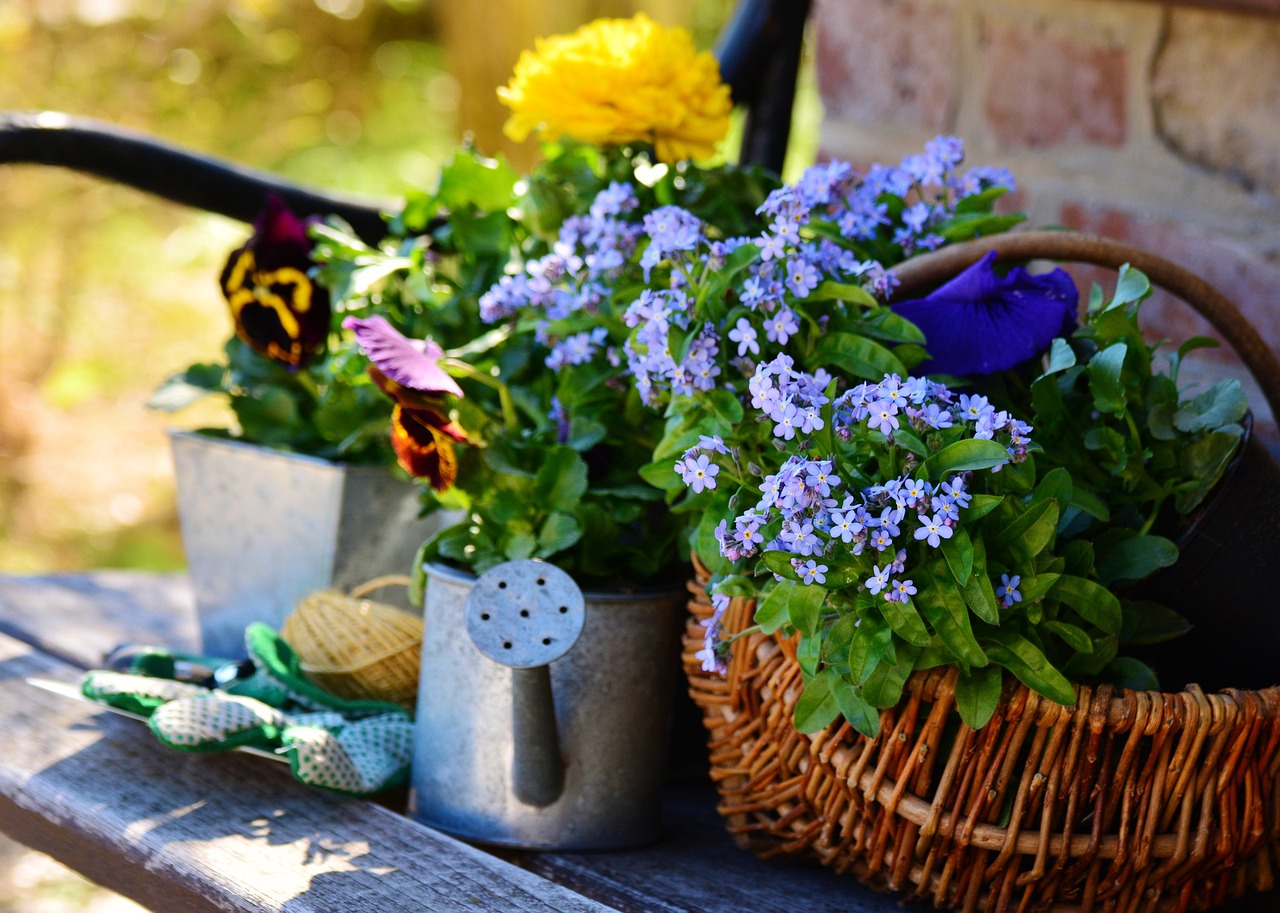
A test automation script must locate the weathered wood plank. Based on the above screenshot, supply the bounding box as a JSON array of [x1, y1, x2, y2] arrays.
[[0, 632, 616, 913], [0, 571, 198, 669]]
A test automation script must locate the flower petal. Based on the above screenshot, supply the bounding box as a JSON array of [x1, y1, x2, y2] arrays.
[[343, 315, 463, 397], [892, 251, 1078, 376], [220, 196, 329, 369], [391, 405, 461, 491]]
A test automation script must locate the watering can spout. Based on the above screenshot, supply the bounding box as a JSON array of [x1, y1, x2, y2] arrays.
[[463, 560, 586, 809], [510, 666, 567, 806]]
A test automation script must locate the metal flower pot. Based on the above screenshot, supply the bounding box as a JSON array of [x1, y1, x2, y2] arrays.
[[170, 430, 437, 658], [409, 560, 686, 850]]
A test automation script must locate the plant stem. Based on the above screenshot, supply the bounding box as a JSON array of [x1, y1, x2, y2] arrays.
[[445, 360, 518, 431]]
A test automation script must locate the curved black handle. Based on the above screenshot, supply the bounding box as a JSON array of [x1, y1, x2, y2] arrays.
[[0, 111, 395, 244]]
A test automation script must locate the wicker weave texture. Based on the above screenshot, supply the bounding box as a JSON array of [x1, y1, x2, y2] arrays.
[[683, 583, 1280, 913]]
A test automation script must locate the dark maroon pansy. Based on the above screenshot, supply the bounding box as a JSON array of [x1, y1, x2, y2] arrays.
[[219, 195, 330, 368]]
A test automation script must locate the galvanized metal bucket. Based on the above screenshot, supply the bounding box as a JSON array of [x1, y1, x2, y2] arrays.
[[409, 560, 687, 850], [170, 430, 437, 658]]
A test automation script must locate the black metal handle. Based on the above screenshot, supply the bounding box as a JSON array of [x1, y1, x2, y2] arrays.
[[0, 112, 395, 244]]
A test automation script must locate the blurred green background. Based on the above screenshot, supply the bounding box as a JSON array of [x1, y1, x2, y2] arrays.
[[0, 0, 818, 574]]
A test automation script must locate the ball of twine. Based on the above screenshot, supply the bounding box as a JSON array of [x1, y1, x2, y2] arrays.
[[281, 575, 422, 706]]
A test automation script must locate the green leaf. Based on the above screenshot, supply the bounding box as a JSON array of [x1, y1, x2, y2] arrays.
[[1104, 656, 1160, 692], [1044, 338, 1077, 375], [1095, 535, 1178, 586], [760, 581, 827, 636], [760, 550, 800, 582], [1033, 467, 1073, 511], [862, 648, 919, 708], [880, 597, 932, 647], [990, 499, 1059, 566], [812, 280, 878, 308], [810, 332, 907, 382], [1041, 620, 1095, 654], [914, 568, 988, 667], [892, 426, 929, 458], [923, 439, 1012, 478], [1173, 380, 1248, 434], [503, 528, 538, 561], [797, 633, 822, 678], [955, 666, 1002, 730], [436, 149, 519, 211], [821, 613, 860, 664], [848, 615, 894, 684], [1175, 430, 1243, 513], [942, 526, 974, 587], [1109, 264, 1152, 308], [794, 668, 842, 733], [1087, 344, 1129, 415], [753, 586, 790, 635], [536, 512, 582, 557], [961, 567, 1000, 625], [1122, 600, 1193, 646], [533, 447, 589, 509], [1052, 575, 1123, 633], [638, 459, 684, 492], [962, 494, 1004, 522], [1017, 573, 1061, 604], [984, 630, 1077, 707], [833, 678, 880, 738]]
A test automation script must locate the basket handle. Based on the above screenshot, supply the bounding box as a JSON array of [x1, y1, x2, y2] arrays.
[[889, 230, 1280, 423], [350, 575, 414, 599]]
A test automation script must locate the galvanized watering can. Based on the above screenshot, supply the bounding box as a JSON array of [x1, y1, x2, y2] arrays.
[[409, 560, 686, 850]]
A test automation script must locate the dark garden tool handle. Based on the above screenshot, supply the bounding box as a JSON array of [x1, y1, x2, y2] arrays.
[[891, 230, 1280, 423], [0, 111, 395, 244]]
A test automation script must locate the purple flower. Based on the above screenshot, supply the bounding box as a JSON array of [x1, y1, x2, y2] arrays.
[[764, 308, 800, 346], [891, 251, 1078, 376], [865, 565, 891, 595], [997, 573, 1022, 607], [799, 560, 828, 586], [343, 315, 463, 397], [676, 454, 719, 493], [913, 513, 953, 548], [728, 318, 760, 357], [890, 578, 918, 602]]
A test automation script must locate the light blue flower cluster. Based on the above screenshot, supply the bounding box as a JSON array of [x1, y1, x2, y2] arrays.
[[696, 592, 731, 674], [677, 370, 1034, 604], [623, 137, 1014, 409], [478, 181, 643, 370]]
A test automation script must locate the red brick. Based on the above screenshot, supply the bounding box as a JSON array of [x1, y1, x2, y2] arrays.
[[982, 18, 1126, 149], [813, 0, 957, 130]]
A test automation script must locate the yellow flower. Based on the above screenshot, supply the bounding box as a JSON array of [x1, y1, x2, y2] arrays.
[[498, 13, 732, 164]]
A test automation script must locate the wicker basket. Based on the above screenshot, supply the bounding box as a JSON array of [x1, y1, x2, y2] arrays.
[[281, 575, 422, 706], [681, 232, 1280, 913]]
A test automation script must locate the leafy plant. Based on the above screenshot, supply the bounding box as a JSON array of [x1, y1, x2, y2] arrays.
[[1027, 265, 1247, 585], [684, 367, 1130, 738]]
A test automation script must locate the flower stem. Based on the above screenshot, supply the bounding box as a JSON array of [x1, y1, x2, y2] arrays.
[[445, 360, 519, 432]]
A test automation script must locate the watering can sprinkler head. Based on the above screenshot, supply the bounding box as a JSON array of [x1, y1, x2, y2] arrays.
[[464, 560, 585, 807]]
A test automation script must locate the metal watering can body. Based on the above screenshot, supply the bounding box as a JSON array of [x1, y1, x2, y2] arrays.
[[409, 561, 686, 850]]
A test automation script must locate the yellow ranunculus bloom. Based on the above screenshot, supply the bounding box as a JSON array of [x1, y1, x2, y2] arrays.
[[498, 13, 732, 164]]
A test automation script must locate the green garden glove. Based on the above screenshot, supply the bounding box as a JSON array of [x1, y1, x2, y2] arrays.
[[81, 624, 414, 796]]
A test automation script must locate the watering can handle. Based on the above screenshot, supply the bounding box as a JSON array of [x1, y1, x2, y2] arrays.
[[890, 229, 1280, 424]]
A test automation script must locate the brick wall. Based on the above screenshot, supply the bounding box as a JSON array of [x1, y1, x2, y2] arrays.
[[813, 0, 1280, 444]]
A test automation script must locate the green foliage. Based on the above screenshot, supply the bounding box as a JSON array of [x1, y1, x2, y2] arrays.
[[1028, 265, 1246, 557]]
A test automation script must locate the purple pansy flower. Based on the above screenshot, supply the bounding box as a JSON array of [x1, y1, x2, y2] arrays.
[[342, 315, 463, 397], [891, 251, 1078, 376]]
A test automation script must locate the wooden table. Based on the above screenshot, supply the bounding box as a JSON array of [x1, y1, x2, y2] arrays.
[[0, 572, 1272, 913]]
